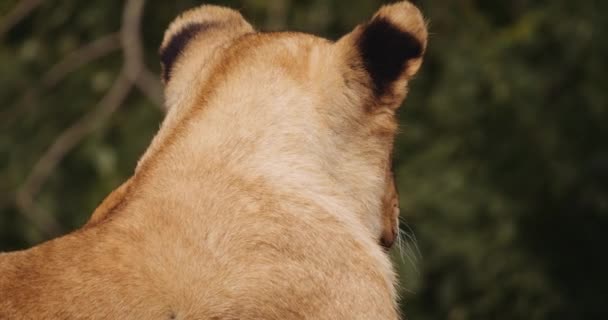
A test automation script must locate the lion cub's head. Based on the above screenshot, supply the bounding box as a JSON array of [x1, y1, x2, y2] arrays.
[[152, 2, 426, 249]]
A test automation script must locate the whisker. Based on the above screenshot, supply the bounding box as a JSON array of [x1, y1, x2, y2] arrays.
[[398, 216, 422, 260], [400, 231, 421, 260], [395, 228, 420, 275]]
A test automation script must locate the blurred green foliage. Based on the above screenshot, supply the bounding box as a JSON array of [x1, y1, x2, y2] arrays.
[[1, 0, 606, 319]]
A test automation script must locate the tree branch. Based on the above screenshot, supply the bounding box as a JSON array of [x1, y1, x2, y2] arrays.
[[1, 33, 121, 124], [16, 71, 133, 237], [135, 68, 164, 107], [0, 0, 45, 40], [122, 0, 164, 108], [42, 33, 121, 88], [14, 0, 155, 239]]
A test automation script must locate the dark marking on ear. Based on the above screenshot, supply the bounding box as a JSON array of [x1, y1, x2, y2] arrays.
[[160, 22, 221, 83], [357, 17, 423, 96], [160, 23, 204, 82]]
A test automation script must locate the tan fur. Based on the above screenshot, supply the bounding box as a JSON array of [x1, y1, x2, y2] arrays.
[[0, 2, 427, 319], [380, 170, 400, 249], [85, 179, 132, 227]]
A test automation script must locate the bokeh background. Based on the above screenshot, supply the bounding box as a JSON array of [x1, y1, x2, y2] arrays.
[[1, 0, 607, 319]]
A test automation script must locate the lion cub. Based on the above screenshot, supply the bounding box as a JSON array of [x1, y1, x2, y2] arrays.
[[0, 2, 427, 319]]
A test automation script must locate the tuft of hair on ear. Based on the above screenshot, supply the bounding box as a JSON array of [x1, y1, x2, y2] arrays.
[[355, 1, 428, 97]]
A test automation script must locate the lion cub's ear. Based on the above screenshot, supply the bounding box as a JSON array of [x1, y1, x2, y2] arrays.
[[159, 5, 254, 106], [160, 6, 254, 83], [337, 1, 427, 103]]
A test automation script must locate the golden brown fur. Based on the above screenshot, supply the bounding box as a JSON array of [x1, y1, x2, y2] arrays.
[[0, 2, 427, 319]]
